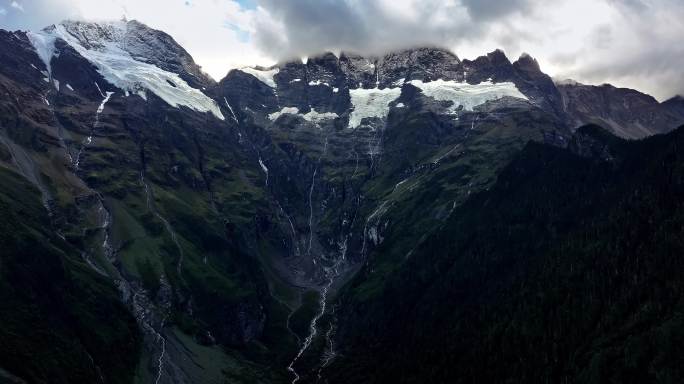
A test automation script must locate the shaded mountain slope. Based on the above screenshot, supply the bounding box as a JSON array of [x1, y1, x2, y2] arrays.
[[325, 125, 684, 383], [557, 81, 684, 139], [0, 167, 141, 384]]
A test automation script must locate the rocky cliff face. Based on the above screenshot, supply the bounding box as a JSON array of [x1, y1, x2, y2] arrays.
[[662, 94, 684, 116], [557, 80, 684, 139], [1, 19, 683, 384]]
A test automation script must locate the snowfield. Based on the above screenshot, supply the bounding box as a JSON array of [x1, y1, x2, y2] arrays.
[[302, 109, 339, 123], [347, 80, 528, 128], [269, 107, 339, 124], [269, 107, 301, 121], [238, 67, 279, 88]]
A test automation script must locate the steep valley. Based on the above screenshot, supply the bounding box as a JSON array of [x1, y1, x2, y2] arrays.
[[1, 19, 684, 384]]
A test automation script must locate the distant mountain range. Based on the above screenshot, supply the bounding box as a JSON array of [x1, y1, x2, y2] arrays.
[[1, 19, 683, 384]]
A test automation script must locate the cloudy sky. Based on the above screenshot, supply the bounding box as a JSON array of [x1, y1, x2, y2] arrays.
[[0, 0, 682, 100]]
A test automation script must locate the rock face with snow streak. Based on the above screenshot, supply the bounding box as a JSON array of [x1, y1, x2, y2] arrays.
[[223, 45, 684, 139], [222, 47, 541, 134], [220, 48, 558, 135]]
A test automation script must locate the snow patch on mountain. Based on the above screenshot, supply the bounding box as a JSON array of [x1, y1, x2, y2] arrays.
[[302, 109, 338, 123], [308, 80, 330, 87], [269, 107, 300, 121], [258, 158, 269, 186], [223, 97, 239, 123], [97, 91, 114, 113], [27, 22, 224, 120], [269, 106, 338, 123], [239, 67, 279, 88], [407, 79, 527, 113], [348, 87, 402, 129]]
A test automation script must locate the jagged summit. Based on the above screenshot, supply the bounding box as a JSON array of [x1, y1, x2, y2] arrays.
[[553, 78, 581, 86], [235, 46, 526, 91], [267, 46, 460, 67], [514, 52, 541, 71]]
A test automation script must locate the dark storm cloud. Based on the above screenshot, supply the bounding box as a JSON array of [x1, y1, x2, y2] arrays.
[[253, 0, 369, 56], [251, 0, 515, 59], [460, 0, 532, 20]]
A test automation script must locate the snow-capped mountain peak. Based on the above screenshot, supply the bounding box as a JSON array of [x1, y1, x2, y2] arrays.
[[28, 20, 224, 120]]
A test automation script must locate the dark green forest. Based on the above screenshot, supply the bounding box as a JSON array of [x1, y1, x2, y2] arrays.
[[327, 125, 684, 383]]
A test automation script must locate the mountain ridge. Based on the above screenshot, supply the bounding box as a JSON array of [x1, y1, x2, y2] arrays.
[[17, 19, 684, 139]]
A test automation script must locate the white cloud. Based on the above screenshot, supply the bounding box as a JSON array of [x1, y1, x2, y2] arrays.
[[10, 1, 24, 12], [0, 8, 6, 15]]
